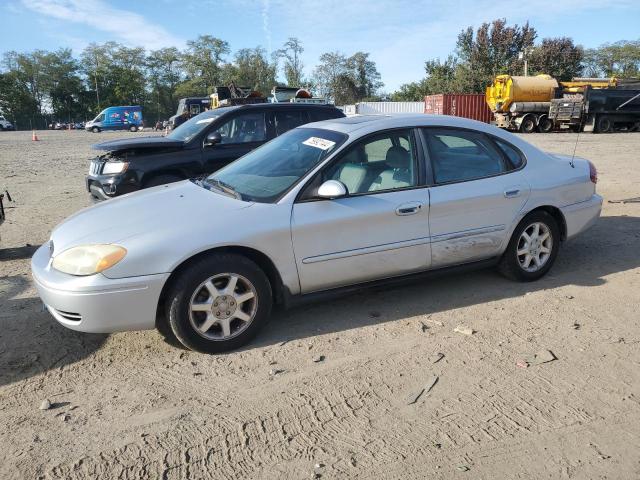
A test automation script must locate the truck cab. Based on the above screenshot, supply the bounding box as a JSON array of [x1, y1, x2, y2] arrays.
[[169, 98, 211, 129]]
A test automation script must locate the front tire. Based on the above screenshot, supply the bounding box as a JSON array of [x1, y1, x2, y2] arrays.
[[166, 254, 272, 353], [498, 211, 560, 282], [129, 125, 138, 132], [91, 126, 100, 133]]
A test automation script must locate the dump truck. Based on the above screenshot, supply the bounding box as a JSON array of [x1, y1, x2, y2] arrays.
[[549, 84, 640, 133], [486, 75, 620, 133]]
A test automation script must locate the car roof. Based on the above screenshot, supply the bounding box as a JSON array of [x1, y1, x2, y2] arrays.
[[305, 114, 501, 135], [236, 103, 339, 110]]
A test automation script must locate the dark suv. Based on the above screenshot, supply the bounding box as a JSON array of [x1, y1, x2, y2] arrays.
[[86, 103, 345, 201]]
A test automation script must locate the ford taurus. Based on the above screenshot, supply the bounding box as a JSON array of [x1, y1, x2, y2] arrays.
[[31, 115, 602, 352]]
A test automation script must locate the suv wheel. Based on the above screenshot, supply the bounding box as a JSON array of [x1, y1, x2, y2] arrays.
[[165, 253, 272, 353], [91, 126, 100, 133], [498, 211, 560, 281]]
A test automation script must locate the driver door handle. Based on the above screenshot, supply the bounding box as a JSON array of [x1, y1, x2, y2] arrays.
[[395, 202, 423, 216]]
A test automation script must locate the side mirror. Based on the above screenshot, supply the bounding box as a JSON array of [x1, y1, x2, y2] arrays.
[[317, 180, 348, 199], [205, 131, 222, 146]]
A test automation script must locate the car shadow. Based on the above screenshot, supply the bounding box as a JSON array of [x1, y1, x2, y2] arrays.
[[0, 274, 108, 388], [251, 214, 640, 349], [0, 244, 40, 261]]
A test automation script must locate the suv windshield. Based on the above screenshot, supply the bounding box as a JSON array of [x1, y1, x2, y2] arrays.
[[204, 128, 347, 203], [168, 107, 235, 142]]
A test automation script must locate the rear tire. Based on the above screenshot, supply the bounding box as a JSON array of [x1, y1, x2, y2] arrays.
[[537, 116, 553, 133], [596, 116, 612, 133], [144, 174, 183, 187], [520, 116, 536, 134], [498, 211, 560, 282], [165, 253, 272, 353]]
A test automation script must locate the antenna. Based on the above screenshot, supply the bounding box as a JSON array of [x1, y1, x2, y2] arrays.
[[570, 122, 581, 168]]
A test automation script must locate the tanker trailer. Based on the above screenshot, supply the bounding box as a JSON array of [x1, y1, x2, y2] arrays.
[[486, 74, 558, 132]]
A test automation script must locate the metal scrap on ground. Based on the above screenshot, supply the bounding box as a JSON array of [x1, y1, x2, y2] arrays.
[[406, 375, 439, 405]]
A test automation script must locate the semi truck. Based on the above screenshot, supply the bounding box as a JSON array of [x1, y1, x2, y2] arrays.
[[485, 74, 619, 133], [548, 84, 640, 133]]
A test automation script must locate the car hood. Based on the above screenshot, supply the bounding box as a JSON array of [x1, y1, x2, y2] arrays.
[[50, 180, 253, 255], [91, 136, 185, 151]]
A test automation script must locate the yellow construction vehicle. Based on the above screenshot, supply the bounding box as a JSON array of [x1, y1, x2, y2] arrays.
[[486, 74, 619, 132]]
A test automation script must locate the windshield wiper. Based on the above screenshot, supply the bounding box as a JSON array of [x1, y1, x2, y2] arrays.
[[203, 178, 243, 200]]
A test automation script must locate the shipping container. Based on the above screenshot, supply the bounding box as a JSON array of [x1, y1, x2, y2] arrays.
[[356, 102, 425, 114], [424, 94, 492, 123]]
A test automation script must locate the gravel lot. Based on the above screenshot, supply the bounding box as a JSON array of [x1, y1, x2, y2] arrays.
[[1, 129, 639, 479]]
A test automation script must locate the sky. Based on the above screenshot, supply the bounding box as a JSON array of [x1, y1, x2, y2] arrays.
[[1, 0, 639, 92]]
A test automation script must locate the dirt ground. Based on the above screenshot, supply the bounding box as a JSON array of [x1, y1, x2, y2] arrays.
[[1, 128, 639, 480]]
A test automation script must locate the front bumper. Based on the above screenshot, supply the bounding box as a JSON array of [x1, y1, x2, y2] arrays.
[[86, 172, 140, 201], [31, 243, 169, 333], [561, 194, 603, 239]]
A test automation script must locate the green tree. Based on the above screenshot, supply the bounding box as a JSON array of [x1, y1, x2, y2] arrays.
[[182, 35, 230, 93], [583, 40, 640, 77], [529, 37, 583, 81], [313, 51, 383, 104], [230, 47, 277, 94], [276, 37, 304, 86]]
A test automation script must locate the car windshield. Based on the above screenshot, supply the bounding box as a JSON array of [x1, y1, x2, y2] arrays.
[[203, 127, 347, 203], [167, 108, 235, 142]]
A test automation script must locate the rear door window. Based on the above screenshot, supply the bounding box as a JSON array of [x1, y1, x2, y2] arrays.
[[424, 128, 508, 184], [214, 112, 266, 144], [274, 110, 308, 136]]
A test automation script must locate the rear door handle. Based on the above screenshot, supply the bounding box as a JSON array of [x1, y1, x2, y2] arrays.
[[395, 202, 423, 216], [504, 189, 521, 198]]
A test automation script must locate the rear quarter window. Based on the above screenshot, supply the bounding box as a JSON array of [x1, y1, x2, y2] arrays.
[[494, 138, 525, 169], [308, 108, 344, 122]]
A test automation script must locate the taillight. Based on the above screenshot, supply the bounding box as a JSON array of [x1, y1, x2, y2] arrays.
[[588, 160, 597, 184]]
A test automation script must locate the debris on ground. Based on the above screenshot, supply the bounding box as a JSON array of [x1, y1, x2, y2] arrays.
[[454, 325, 475, 336], [39, 399, 51, 411], [313, 462, 325, 478], [572, 323, 580, 330], [406, 375, 439, 405], [430, 353, 445, 364], [425, 318, 444, 327], [516, 350, 557, 368], [420, 322, 429, 332], [312, 355, 325, 363], [608, 196, 640, 204], [269, 368, 284, 376], [457, 465, 470, 472]]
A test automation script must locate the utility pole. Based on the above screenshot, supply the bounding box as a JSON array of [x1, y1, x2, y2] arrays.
[[94, 52, 100, 109], [519, 47, 534, 76]]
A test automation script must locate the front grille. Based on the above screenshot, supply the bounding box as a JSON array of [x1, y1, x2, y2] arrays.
[[89, 160, 102, 175], [51, 308, 82, 322]]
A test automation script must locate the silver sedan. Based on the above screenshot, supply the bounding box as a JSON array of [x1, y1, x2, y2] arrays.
[[31, 115, 602, 352]]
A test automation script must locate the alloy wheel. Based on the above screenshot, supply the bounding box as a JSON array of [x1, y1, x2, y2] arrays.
[[188, 273, 258, 341], [516, 222, 553, 272]]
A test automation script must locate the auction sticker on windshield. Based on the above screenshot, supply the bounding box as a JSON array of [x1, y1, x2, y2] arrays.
[[303, 137, 336, 150]]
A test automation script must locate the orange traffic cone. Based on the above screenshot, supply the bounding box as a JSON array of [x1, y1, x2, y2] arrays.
[[32, 130, 39, 141]]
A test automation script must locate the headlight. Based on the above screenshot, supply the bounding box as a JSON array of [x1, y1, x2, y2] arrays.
[[102, 161, 129, 174], [52, 244, 127, 276]]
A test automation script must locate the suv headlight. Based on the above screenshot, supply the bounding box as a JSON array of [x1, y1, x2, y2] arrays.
[[102, 161, 129, 174], [52, 244, 127, 276]]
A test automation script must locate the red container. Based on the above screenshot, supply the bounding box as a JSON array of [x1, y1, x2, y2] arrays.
[[424, 93, 492, 123]]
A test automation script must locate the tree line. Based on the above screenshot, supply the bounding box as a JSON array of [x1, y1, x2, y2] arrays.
[[0, 36, 383, 130], [1, 20, 638, 129], [393, 20, 640, 101]]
